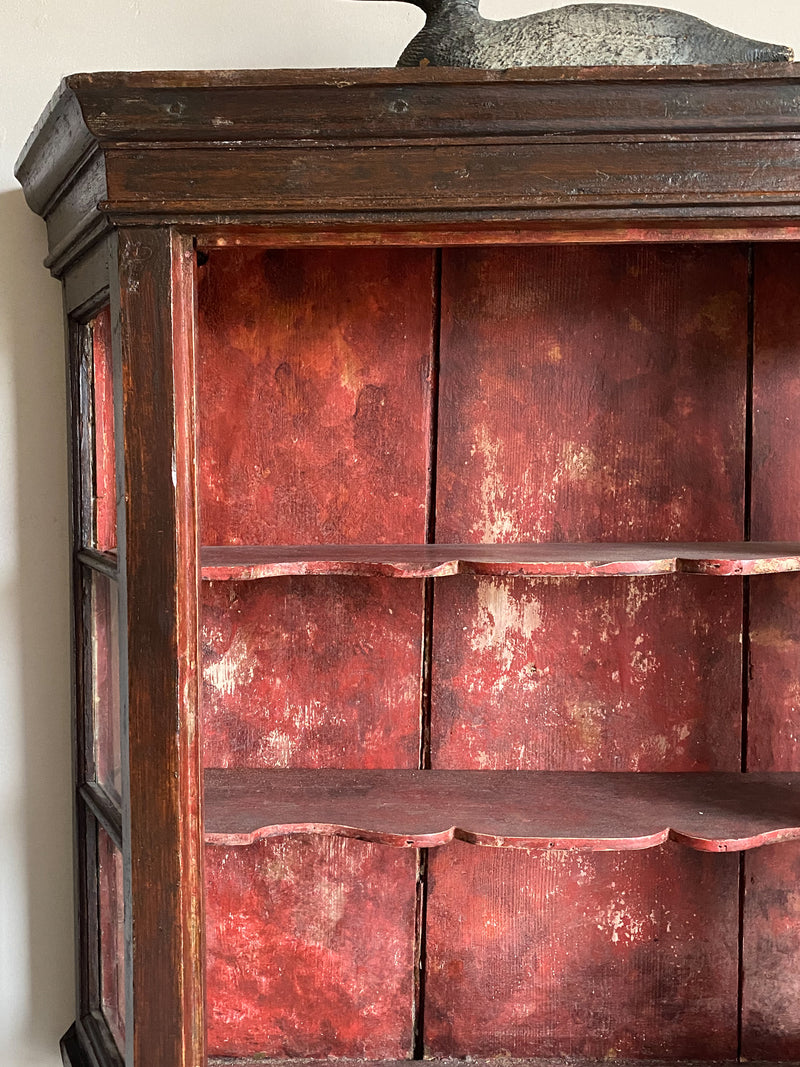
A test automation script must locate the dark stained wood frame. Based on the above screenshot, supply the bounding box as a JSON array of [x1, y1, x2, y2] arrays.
[[17, 65, 800, 1067]]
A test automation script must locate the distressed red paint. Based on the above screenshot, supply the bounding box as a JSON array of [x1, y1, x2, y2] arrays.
[[91, 305, 116, 551], [742, 244, 800, 1059], [197, 246, 434, 1057], [429, 244, 747, 1056], [204, 837, 417, 1059], [201, 577, 422, 770], [200, 542, 800, 580], [196, 247, 435, 546], [425, 841, 739, 1060]]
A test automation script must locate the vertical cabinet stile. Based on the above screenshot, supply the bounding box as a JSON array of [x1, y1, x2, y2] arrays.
[[116, 228, 204, 1067]]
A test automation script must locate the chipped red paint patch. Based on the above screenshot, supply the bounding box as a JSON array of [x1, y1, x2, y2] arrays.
[[425, 841, 739, 1060], [201, 576, 423, 770], [432, 574, 742, 772], [196, 246, 435, 546], [435, 244, 747, 545], [205, 837, 417, 1058]]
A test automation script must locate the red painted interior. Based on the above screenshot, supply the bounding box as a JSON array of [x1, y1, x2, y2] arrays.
[[196, 242, 800, 1061], [92, 306, 116, 551], [197, 247, 434, 1058], [741, 245, 800, 1058]]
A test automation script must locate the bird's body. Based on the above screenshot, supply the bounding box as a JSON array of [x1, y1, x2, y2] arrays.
[[378, 0, 793, 68]]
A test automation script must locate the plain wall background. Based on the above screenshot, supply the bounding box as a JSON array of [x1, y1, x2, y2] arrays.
[[2, 1, 799, 1062]]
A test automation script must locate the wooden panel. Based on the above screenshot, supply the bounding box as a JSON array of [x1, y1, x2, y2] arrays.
[[92, 305, 116, 551], [205, 838, 417, 1059], [743, 243, 800, 1058], [425, 841, 739, 1059], [432, 575, 741, 773], [60, 69, 800, 144], [204, 768, 800, 853], [98, 826, 125, 1055], [197, 246, 434, 546], [117, 228, 204, 1067], [201, 542, 800, 580], [428, 244, 747, 1056], [436, 245, 746, 543], [201, 577, 422, 770], [198, 246, 434, 1057]]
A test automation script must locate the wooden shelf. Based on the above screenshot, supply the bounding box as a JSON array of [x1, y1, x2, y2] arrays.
[[200, 542, 800, 580], [203, 769, 800, 853]]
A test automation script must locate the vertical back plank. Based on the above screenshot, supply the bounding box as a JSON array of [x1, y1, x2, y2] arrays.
[[117, 228, 204, 1067], [743, 243, 800, 1059], [198, 246, 435, 1058], [427, 244, 747, 1057]]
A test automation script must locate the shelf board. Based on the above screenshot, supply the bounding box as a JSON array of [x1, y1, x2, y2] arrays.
[[208, 1061, 800, 1067], [200, 542, 800, 580], [204, 769, 800, 853]]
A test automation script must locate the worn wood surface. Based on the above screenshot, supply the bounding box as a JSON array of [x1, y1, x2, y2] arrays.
[[428, 243, 746, 1056], [197, 247, 434, 546], [201, 542, 800, 579], [203, 768, 800, 853], [205, 838, 417, 1059], [17, 68, 800, 277], [117, 228, 204, 1067], [741, 244, 800, 1059], [201, 577, 422, 770], [425, 841, 739, 1059], [198, 245, 434, 1058]]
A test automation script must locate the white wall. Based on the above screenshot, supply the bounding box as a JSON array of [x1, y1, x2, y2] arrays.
[[1, 1, 798, 1063]]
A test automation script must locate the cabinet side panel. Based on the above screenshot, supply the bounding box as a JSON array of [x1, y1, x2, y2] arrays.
[[743, 243, 800, 1059], [198, 247, 435, 1058], [427, 244, 746, 1057]]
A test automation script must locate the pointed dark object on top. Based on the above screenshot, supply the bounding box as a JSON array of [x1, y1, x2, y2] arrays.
[[358, 0, 793, 68]]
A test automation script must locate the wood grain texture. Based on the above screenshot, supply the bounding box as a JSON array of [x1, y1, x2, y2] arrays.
[[201, 577, 422, 770], [428, 243, 746, 1056], [19, 69, 800, 277], [197, 247, 434, 546], [200, 542, 800, 579], [741, 243, 800, 1059], [117, 228, 204, 1067], [425, 841, 739, 1059], [198, 246, 433, 1057], [204, 769, 800, 853], [205, 838, 417, 1059]]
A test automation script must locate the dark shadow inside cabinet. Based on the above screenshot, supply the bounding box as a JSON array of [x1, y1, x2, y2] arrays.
[[194, 242, 800, 1063]]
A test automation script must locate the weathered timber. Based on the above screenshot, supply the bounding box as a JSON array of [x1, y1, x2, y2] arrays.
[[204, 769, 800, 852], [200, 542, 800, 580]]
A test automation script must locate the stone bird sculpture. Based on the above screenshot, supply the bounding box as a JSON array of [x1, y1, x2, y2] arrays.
[[355, 0, 793, 68]]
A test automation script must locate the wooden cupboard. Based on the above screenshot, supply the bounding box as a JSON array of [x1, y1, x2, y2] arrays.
[[16, 65, 800, 1067]]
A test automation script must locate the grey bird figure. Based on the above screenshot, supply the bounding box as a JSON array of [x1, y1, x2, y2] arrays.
[[356, 0, 793, 68]]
